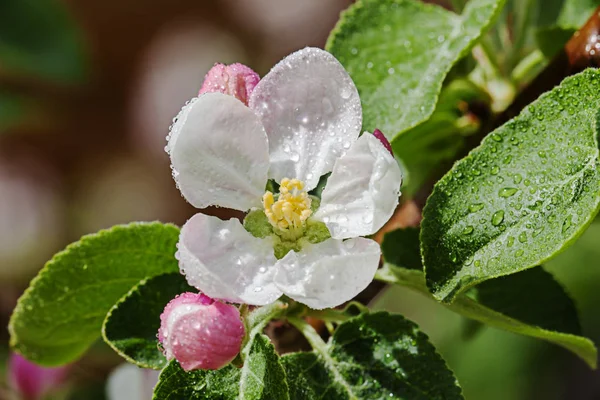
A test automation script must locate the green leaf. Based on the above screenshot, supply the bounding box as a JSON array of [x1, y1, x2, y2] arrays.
[[421, 69, 600, 302], [535, 26, 575, 58], [9, 222, 180, 366], [557, 0, 600, 27], [0, 0, 87, 83], [282, 312, 463, 400], [327, 0, 505, 141], [0, 90, 28, 133], [153, 333, 289, 400], [380, 227, 597, 368], [535, 0, 600, 57], [393, 79, 486, 197], [102, 272, 195, 370]]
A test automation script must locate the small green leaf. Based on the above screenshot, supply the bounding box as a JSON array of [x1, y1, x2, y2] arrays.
[[382, 228, 423, 271], [0, 90, 28, 133], [327, 0, 505, 141], [153, 333, 289, 400], [282, 312, 463, 400], [380, 227, 597, 368], [421, 69, 600, 302], [0, 0, 88, 83], [557, 0, 600, 28], [9, 222, 180, 366], [102, 273, 195, 370], [392, 79, 486, 197], [536, 0, 600, 57]]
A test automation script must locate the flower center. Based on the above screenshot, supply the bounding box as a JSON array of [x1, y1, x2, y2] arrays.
[[262, 178, 312, 237]]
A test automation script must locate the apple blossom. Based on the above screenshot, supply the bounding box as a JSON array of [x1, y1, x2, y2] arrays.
[[166, 47, 402, 310], [158, 292, 244, 371], [8, 353, 68, 400], [199, 63, 260, 106], [373, 128, 393, 155], [106, 364, 159, 400]]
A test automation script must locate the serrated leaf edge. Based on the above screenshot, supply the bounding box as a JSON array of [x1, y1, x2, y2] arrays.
[[8, 221, 180, 365]]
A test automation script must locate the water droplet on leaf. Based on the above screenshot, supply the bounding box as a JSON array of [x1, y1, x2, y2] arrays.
[[491, 210, 505, 226]]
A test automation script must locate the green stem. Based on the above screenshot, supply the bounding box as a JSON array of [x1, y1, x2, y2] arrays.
[[477, 37, 503, 78], [511, 50, 547, 87], [240, 301, 289, 359], [375, 265, 426, 292], [289, 317, 360, 398], [304, 309, 350, 323], [238, 303, 249, 318], [288, 317, 329, 355], [245, 301, 289, 330], [302, 301, 367, 323], [507, 0, 534, 70]]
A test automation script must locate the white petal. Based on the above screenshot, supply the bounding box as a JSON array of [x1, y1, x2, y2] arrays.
[[249, 47, 362, 190], [314, 133, 402, 239], [178, 213, 282, 305], [106, 364, 159, 400], [167, 92, 269, 211], [273, 238, 380, 309]]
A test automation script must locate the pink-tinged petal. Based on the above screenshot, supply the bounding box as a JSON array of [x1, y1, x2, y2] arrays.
[[166, 93, 270, 211], [249, 47, 362, 190], [373, 129, 393, 155], [273, 238, 380, 310], [158, 292, 244, 371], [177, 213, 282, 305], [199, 63, 260, 106], [157, 292, 213, 343], [314, 133, 402, 239], [8, 353, 68, 400]]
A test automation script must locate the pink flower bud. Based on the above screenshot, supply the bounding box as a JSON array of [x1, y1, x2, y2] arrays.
[[8, 353, 68, 400], [158, 292, 244, 371], [373, 129, 393, 155], [199, 63, 260, 106]]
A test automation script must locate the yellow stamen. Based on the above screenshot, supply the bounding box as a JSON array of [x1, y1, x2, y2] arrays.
[[263, 178, 312, 235]]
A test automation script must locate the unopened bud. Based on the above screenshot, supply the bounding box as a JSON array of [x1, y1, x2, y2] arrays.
[[373, 129, 393, 155], [8, 353, 68, 400], [158, 293, 244, 371], [199, 63, 260, 106]]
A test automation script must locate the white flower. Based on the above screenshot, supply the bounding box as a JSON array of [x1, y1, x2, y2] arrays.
[[106, 364, 159, 400], [166, 47, 402, 310]]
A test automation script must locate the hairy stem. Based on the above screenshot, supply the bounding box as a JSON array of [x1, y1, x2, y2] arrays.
[[288, 317, 329, 355]]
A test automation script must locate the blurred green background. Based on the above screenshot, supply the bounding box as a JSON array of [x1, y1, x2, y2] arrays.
[[1, 0, 599, 399]]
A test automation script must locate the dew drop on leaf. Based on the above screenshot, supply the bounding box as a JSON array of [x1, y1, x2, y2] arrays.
[[513, 174, 523, 184], [499, 187, 518, 198], [562, 216, 573, 234], [507, 236, 515, 247], [491, 210, 505, 226], [469, 203, 484, 213]]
